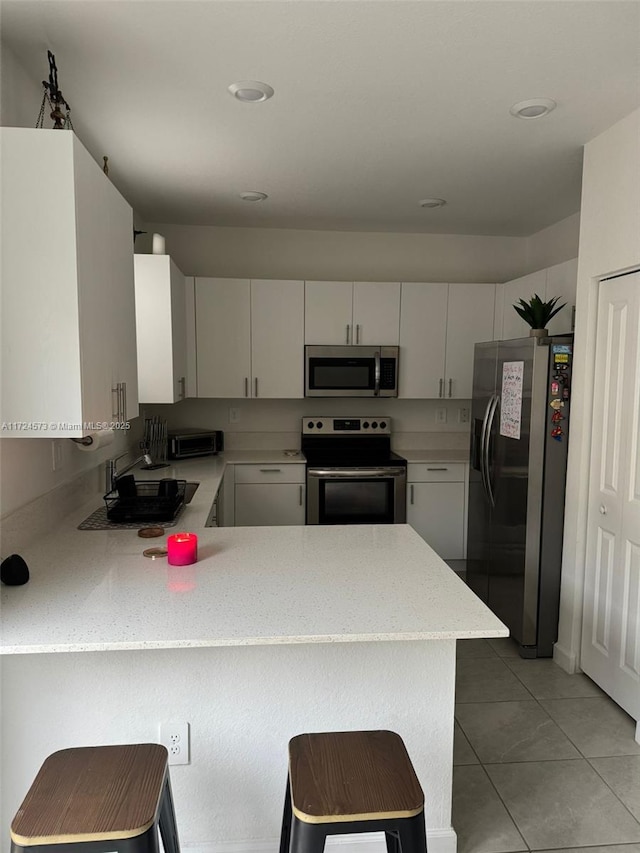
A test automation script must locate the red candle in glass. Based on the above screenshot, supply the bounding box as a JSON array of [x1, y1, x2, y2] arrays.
[[167, 532, 198, 566]]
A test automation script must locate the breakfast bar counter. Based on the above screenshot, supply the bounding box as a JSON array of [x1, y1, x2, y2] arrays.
[[0, 524, 505, 655], [0, 470, 506, 853]]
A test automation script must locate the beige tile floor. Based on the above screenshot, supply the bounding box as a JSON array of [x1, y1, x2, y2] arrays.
[[453, 637, 640, 853]]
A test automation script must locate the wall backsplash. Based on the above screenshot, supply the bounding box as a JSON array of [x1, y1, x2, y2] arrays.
[[143, 397, 471, 450]]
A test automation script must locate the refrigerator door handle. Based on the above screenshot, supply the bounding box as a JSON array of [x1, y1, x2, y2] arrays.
[[483, 394, 499, 507], [479, 396, 493, 503]]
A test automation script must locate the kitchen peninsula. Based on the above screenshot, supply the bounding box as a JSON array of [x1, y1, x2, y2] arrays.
[[0, 458, 506, 853]]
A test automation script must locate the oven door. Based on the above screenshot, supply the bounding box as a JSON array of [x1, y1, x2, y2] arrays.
[[306, 467, 407, 524]]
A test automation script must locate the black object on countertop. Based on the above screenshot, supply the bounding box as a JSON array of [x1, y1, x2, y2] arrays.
[[104, 479, 187, 523], [1, 554, 30, 586], [115, 474, 137, 498]]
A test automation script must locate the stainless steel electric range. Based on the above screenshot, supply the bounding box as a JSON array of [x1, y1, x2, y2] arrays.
[[301, 417, 407, 525]]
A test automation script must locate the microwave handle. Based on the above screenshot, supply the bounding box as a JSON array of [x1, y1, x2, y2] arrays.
[[374, 350, 381, 396]]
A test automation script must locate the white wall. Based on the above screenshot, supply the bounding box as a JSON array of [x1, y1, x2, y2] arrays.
[[524, 212, 581, 272], [140, 223, 528, 283], [555, 108, 640, 672]]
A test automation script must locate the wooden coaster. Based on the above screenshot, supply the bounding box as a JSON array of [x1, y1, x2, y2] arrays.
[[143, 547, 168, 559], [138, 527, 165, 538]]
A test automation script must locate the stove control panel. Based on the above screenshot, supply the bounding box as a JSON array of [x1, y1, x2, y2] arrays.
[[302, 417, 391, 435]]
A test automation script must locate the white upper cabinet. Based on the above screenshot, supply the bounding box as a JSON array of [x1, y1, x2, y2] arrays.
[[399, 283, 495, 399], [445, 284, 496, 399], [399, 283, 448, 398], [0, 128, 138, 436], [305, 281, 353, 344], [352, 282, 401, 344], [134, 255, 187, 404], [195, 278, 304, 398], [251, 279, 304, 398], [496, 259, 577, 340], [500, 270, 547, 340], [305, 281, 401, 345], [546, 258, 578, 335], [196, 278, 252, 398]]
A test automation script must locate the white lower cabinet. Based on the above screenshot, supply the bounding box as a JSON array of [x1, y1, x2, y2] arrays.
[[406, 463, 466, 560], [234, 464, 306, 527]]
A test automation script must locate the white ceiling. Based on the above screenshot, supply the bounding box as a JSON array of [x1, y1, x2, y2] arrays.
[[2, 0, 639, 236]]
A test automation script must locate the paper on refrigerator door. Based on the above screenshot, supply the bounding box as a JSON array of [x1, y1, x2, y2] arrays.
[[500, 361, 524, 439]]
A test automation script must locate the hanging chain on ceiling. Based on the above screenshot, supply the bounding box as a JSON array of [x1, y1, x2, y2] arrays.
[[35, 50, 74, 130]]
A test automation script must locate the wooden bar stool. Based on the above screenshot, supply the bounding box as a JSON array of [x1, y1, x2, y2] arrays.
[[279, 730, 427, 853], [10, 744, 180, 853]]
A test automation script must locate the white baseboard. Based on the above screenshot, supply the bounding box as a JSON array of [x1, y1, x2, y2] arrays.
[[553, 642, 581, 674], [183, 828, 457, 853]]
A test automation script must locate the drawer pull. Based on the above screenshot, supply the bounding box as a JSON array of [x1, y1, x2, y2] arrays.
[[427, 467, 449, 471], [259, 468, 282, 473], [410, 484, 414, 505]]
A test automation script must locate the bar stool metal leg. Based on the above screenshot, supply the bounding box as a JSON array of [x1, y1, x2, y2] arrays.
[[289, 819, 328, 853], [279, 778, 293, 853], [159, 777, 181, 853], [396, 811, 428, 852]]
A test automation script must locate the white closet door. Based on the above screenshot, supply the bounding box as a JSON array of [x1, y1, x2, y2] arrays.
[[581, 271, 640, 727]]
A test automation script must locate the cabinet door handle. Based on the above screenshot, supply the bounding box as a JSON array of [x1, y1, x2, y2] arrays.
[[244, 377, 249, 397], [410, 484, 415, 504], [346, 325, 350, 345], [112, 384, 120, 419], [260, 468, 282, 473], [448, 378, 453, 398], [178, 376, 186, 399], [255, 377, 258, 398], [121, 382, 127, 423], [439, 378, 444, 398], [299, 485, 304, 506], [356, 324, 361, 344], [427, 467, 449, 471]]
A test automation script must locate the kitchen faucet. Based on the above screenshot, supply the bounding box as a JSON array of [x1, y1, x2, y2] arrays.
[[105, 451, 153, 493]]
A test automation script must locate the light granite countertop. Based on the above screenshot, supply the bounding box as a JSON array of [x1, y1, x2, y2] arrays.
[[1, 448, 505, 655]]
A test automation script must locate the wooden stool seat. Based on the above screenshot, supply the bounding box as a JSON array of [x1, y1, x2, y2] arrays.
[[10, 744, 180, 853], [279, 730, 428, 853], [289, 730, 424, 823]]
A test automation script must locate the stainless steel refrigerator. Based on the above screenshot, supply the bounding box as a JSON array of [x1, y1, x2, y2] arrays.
[[467, 336, 573, 658]]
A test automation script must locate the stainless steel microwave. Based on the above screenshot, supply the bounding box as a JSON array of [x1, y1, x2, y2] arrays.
[[305, 345, 399, 397]]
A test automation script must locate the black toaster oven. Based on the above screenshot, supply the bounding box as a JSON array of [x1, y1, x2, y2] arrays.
[[168, 429, 224, 459]]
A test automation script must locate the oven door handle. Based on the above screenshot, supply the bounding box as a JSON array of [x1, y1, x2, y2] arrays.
[[307, 467, 406, 478]]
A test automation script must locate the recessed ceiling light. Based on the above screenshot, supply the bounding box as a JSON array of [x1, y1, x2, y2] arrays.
[[510, 98, 557, 119], [239, 191, 268, 202], [419, 198, 447, 209], [228, 81, 274, 103]]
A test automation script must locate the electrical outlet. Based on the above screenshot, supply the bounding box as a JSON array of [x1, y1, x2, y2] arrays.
[[229, 407, 240, 424], [435, 408, 447, 424], [160, 722, 190, 765], [458, 407, 470, 424]]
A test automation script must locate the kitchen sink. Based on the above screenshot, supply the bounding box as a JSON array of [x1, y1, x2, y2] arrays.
[[78, 482, 200, 530]]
